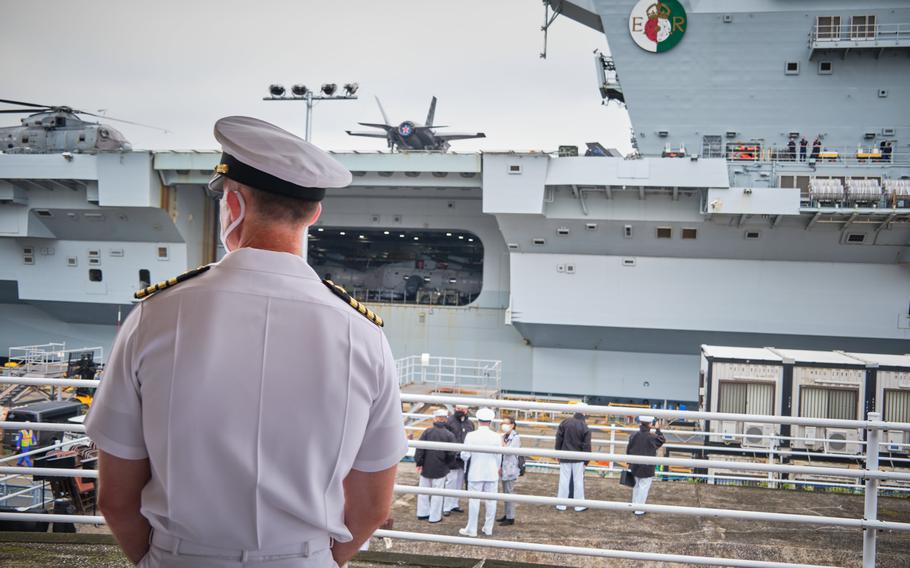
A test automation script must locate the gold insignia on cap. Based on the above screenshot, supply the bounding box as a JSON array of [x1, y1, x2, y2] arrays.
[[215, 163, 229, 174], [322, 279, 384, 327], [134, 265, 212, 300]]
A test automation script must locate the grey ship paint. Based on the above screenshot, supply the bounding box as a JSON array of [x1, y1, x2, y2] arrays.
[[1, 1, 908, 406]]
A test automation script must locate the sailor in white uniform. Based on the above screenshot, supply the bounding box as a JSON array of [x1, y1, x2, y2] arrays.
[[86, 116, 407, 568], [457, 408, 502, 537]]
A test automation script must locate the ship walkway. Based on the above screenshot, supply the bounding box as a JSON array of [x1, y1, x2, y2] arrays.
[[2, 377, 910, 567], [809, 21, 910, 58]]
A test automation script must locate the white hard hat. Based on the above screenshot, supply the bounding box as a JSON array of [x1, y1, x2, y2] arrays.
[[639, 415, 655, 423], [433, 409, 448, 418], [476, 408, 495, 422]]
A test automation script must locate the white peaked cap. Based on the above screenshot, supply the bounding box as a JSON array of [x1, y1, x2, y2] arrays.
[[208, 116, 352, 200], [476, 408, 495, 422]]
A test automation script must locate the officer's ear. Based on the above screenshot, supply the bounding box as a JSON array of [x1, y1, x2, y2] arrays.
[[225, 189, 244, 220], [306, 202, 322, 227]]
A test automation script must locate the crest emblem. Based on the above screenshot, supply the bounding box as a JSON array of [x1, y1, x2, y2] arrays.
[[629, 0, 687, 53]]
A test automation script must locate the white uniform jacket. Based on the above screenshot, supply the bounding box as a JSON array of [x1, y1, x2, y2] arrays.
[[460, 426, 503, 482], [85, 248, 408, 551]]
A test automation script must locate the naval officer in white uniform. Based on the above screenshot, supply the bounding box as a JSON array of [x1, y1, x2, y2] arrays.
[[86, 116, 408, 567], [457, 408, 502, 537]]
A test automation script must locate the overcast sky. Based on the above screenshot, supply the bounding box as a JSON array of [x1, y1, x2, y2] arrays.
[[1, 0, 632, 153]]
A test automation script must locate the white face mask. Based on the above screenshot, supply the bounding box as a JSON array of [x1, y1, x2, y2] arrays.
[[219, 191, 246, 253], [501, 424, 512, 433]]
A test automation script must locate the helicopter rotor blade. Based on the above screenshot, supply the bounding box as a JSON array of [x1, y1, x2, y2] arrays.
[[0, 99, 54, 109], [73, 110, 170, 133], [0, 109, 44, 113]]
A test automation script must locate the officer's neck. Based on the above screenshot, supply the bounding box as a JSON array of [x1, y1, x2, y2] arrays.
[[233, 222, 308, 256]]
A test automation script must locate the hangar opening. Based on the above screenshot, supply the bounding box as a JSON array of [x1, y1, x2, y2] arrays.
[[307, 227, 483, 306]]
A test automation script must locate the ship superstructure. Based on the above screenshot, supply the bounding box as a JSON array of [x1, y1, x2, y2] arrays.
[[1, 1, 909, 406]]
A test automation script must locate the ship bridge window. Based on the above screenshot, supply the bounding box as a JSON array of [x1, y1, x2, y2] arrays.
[[307, 227, 483, 307], [818, 61, 833, 75], [656, 227, 672, 239], [785, 62, 800, 75]]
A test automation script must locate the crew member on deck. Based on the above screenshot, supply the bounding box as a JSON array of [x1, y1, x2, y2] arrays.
[[415, 409, 457, 524], [14, 426, 35, 467], [811, 136, 821, 160], [443, 405, 474, 516], [627, 415, 666, 516], [458, 408, 502, 538], [86, 116, 407, 568], [497, 416, 522, 526], [555, 411, 591, 512], [799, 137, 808, 162]]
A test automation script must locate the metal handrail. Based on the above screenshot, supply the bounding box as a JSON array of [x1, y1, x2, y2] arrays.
[[0, 511, 840, 568], [723, 146, 907, 166], [1, 378, 906, 567], [399, 393, 910, 431], [810, 22, 910, 43]]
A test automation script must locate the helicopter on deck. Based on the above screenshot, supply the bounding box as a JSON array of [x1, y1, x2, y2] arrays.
[[0, 98, 162, 154]]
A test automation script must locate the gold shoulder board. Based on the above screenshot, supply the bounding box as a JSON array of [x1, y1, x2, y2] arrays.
[[322, 279, 384, 327], [134, 265, 212, 300]]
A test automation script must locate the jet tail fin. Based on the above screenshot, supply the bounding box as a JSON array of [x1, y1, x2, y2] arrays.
[[425, 96, 437, 127], [375, 96, 391, 125]]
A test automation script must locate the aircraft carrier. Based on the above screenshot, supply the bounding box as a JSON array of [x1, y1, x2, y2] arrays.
[[1, 0, 909, 411]]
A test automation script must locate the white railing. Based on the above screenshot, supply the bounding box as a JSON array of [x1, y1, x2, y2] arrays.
[[723, 145, 907, 166], [5, 343, 102, 378], [3, 379, 910, 567], [396, 355, 501, 393], [810, 22, 910, 44]]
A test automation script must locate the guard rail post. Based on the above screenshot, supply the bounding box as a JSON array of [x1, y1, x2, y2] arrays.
[[862, 412, 880, 568], [608, 425, 616, 472]]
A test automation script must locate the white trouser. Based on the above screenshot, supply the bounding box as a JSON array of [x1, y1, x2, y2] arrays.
[[556, 462, 586, 510], [140, 533, 336, 568], [465, 480, 497, 535], [416, 476, 446, 522], [632, 476, 654, 514], [443, 465, 466, 511]]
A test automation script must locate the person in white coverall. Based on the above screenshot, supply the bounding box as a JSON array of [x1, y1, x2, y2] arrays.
[[458, 408, 502, 537]]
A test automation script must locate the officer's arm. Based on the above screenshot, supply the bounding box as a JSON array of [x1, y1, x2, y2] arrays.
[[97, 450, 151, 565], [333, 465, 397, 565]]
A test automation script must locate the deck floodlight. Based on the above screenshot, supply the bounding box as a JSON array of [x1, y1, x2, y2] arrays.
[[343, 82, 359, 96], [291, 84, 309, 97], [269, 84, 286, 97], [321, 83, 337, 96]]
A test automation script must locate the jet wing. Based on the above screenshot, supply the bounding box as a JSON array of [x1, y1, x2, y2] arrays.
[[346, 130, 390, 138], [434, 132, 486, 141], [357, 122, 394, 130]]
